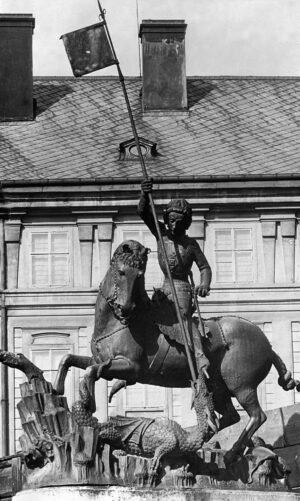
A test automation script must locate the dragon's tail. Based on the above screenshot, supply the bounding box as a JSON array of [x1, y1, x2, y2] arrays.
[[272, 350, 300, 392]]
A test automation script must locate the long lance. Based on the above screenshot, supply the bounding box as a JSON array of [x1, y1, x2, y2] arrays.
[[97, 0, 198, 384]]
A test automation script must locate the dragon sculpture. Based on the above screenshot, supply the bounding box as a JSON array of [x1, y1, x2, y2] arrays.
[[72, 372, 214, 484]]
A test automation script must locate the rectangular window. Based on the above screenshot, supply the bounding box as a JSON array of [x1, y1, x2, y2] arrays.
[[124, 383, 166, 418], [30, 231, 70, 287], [214, 228, 253, 283]]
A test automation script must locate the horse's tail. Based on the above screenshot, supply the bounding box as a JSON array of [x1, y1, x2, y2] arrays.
[[272, 350, 300, 392]]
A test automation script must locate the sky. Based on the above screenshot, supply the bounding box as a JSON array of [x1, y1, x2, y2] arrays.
[[2, 0, 300, 77]]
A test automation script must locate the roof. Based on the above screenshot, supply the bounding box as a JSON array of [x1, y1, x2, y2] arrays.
[[0, 75, 300, 181]]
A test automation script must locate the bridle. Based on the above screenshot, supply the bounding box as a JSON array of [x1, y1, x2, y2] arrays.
[[99, 261, 136, 325]]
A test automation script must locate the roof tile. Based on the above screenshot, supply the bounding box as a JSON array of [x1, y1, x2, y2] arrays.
[[0, 76, 300, 179]]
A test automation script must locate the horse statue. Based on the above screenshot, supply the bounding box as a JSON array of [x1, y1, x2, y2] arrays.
[[53, 239, 299, 464]]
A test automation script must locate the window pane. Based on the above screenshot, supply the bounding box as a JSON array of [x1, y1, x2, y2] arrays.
[[32, 233, 48, 253], [31, 350, 50, 369], [145, 385, 165, 407], [32, 255, 49, 285], [51, 255, 68, 285], [126, 383, 145, 408], [51, 232, 68, 253], [216, 262, 233, 282], [235, 251, 253, 282], [215, 251, 232, 263], [215, 230, 232, 250], [234, 229, 252, 250]]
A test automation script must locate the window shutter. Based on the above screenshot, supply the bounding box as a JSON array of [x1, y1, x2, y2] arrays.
[[125, 383, 166, 417], [215, 251, 233, 282], [32, 255, 49, 286], [235, 252, 253, 282], [30, 230, 70, 287], [214, 227, 253, 283], [51, 232, 68, 252], [32, 233, 48, 252], [51, 255, 68, 285], [215, 229, 231, 250]]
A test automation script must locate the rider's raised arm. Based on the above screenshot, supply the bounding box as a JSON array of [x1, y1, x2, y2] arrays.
[[191, 238, 212, 298], [137, 180, 165, 238]]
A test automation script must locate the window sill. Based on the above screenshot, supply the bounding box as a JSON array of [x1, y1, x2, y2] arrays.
[[211, 283, 300, 290]]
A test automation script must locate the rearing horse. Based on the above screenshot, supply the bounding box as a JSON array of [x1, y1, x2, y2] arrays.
[[54, 239, 299, 463]]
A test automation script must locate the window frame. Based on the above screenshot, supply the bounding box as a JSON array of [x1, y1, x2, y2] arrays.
[[123, 382, 169, 418], [208, 222, 257, 285], [28, 332, 75, 404], [26, 226, 73, 288]]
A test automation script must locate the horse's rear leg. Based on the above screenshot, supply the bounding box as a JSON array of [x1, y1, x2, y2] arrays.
[[216, 397, 240, 431], [224, 388, 266, 465], [53, 354, 94, 395]]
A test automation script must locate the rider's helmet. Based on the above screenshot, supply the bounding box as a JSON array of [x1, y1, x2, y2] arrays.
[[163, 199, 192, 230]]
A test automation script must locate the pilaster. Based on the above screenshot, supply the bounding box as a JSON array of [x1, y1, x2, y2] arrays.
[[74, 210, 117, 289], [98, 222, 114, 282], [77, 224, 94, 288], [261, 220, 277, 283], [260, 210, 297, 284], [5, 216, 23, 290], [281, 219, 296, 283]]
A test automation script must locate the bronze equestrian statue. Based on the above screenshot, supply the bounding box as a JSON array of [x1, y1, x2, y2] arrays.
[[53, 238, 299, 465]]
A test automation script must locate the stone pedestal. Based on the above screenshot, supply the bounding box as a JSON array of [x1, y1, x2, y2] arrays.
[[13, 486, 300, 501]]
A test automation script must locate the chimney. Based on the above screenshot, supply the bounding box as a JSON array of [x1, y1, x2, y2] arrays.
[[0, 14, 35, 121], [139, 20, 187, 112]]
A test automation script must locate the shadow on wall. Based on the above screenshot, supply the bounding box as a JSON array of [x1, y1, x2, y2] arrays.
[[33, 82, 74, 116], [187, 79, 216, 109], [273, 411, 300, 490]]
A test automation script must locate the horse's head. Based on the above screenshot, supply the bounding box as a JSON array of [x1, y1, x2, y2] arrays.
[[101, 240, 150, 324]]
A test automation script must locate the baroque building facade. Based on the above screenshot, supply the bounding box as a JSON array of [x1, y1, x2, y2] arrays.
[[0, 15, 300, 455]]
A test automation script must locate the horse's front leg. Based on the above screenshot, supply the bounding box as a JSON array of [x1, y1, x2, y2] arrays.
[[53, 354, 94, 395], [79, 356, 142, 414], [101, 355, 143, 383]]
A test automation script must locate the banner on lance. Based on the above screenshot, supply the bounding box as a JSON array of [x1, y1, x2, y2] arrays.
[[61, 21, 116, 77]]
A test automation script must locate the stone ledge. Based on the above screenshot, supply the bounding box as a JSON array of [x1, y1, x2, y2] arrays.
[[13, 486, 300, 501]]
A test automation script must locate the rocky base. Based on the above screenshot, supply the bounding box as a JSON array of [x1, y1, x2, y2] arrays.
[[14, 378, 290, 490], [0, 351, 291, 492]]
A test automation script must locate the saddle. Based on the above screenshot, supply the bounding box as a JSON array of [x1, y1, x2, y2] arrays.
[[150, 288, 216, 349]]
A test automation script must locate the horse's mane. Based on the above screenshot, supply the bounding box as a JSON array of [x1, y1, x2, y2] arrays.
[[111, 240, 149, 271]]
